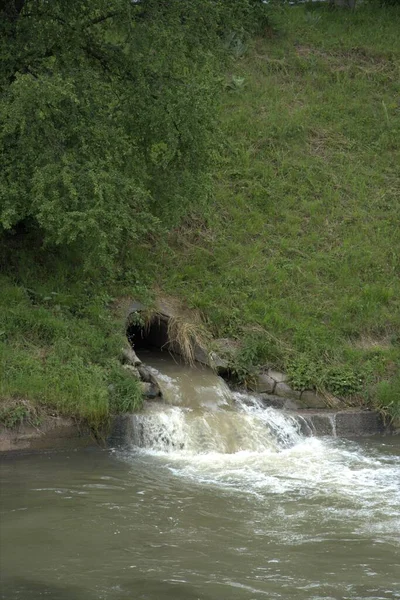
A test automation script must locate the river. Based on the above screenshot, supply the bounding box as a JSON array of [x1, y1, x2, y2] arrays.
[[0, 354, 399, 599]]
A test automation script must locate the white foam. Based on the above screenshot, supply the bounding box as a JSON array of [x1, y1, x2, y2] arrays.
[[122, 358, 400, 543]]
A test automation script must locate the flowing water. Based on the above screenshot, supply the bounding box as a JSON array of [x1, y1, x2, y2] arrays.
[[1, 353, 400, 599]]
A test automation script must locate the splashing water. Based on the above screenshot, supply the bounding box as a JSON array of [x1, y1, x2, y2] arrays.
[[122, 355, 400, 533], [130, 393, 303, 455], [1, 353, 400, 600]]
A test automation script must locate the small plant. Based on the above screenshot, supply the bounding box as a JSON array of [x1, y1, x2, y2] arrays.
[[287, 356, 321, 391], [304, 12, 322, 25], [0, 400, 41, 429], [223, 31, 249, 59], [375, 376, 400, 422], [230, 333, 283, 384], [226, 75, 247, 92], [323, 367, 363, 397]]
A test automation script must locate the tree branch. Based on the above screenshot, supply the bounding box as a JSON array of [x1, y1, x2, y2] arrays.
[[84, 11, 121, 28]]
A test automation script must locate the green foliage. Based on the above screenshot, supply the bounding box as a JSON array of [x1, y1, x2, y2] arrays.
[[323, 367, 363, 397], [376, 376, 400, 420], [287, 356, 321, 391], [0, 0, 267, 269], [152, 5, 400, 415], [0, 263, 143, 430], [0, 400, 40, 429]]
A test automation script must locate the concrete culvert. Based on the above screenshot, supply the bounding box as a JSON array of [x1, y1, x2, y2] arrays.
[[127, 315, 170, 352], [126, 301, 210, 366]]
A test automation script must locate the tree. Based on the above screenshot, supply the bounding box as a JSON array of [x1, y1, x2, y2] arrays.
[[0, 0, 265, 268]]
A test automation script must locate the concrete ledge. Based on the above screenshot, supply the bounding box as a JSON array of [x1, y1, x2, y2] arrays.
[[108, 407, 390, 451], [108, 414, 133, 448], [295, 409, 387, 437], [0, 417, 94, 453]]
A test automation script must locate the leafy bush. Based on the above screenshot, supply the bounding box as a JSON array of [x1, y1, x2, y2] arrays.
[[287, 356, 321, 391], [323, 367, 363, 397]]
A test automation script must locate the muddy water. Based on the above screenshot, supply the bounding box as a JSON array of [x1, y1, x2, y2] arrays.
[[1, 354, 400, 599]]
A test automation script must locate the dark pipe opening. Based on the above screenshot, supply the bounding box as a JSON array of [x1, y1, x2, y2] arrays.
[[127, 317, 170, 352]]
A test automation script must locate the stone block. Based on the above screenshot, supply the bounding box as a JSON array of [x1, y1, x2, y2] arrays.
[[306, 413, 335, 436], [137, 365, 153, 383], [140, 382, 160, 399], [335, 410, 385, 437], [259, 394, 300, 410], [274, 382, 301, 400], [267, 370, 288, 383], [122, 364, 140, 379], [121, 347, 142, 366], [300, 390, 327, 409], [249, 373, 276, 394]]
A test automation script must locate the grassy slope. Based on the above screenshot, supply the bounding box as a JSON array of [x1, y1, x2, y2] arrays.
[[0, 241, 144, 432], [149, 6, 400, 414], [1, 5, 399, 428]]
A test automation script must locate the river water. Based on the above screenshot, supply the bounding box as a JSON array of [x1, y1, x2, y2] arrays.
[[1, 355, 399, 599]]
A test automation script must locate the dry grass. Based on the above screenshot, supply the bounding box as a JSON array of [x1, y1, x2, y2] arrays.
[[167, 317, 210, 366], [350, 336, 394, 351], [136, 295, 211, 366]]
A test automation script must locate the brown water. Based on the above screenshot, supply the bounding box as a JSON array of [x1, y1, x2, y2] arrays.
[[1, 354, 400, 599]]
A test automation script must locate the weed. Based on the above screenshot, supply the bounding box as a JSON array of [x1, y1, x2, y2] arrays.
[[0, 400, 41, 429], [376, 376, 400, 421]]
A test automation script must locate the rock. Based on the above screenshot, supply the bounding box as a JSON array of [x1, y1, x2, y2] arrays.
[[137, 365, 153, 383], [209, 351, 229, 370], [259, 394, 300, 410], [140, 382, 160, 399], [274, 382, 301, 400], [300, 390, 344, 409], [249, 373, 276, 394], [128, 301, 145, 315], [122, 364, 140, 379], [300, 389, 327, 409], [121, 347, 142, 366], [211, 338, 241, 370], [267, 370, 288, 384], [192, 345, 212, 367]]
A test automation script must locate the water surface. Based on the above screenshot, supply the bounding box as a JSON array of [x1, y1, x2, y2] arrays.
[[1, 354, 399, 599], [1, 436, 399, 599]]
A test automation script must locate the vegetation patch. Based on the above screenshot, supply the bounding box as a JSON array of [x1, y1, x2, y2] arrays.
[[147, 5, 400, 418], [0, 399, 42, 429], [1, 3, 399, 428]]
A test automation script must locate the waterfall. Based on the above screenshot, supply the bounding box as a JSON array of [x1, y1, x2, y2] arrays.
[[130, 394, 303, 455], [125, 354, 304, 455]]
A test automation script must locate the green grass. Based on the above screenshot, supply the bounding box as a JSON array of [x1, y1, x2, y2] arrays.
[[0, 241, 144, 431], [1, 4, 399, 427], [143, 5, 400, 415]]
